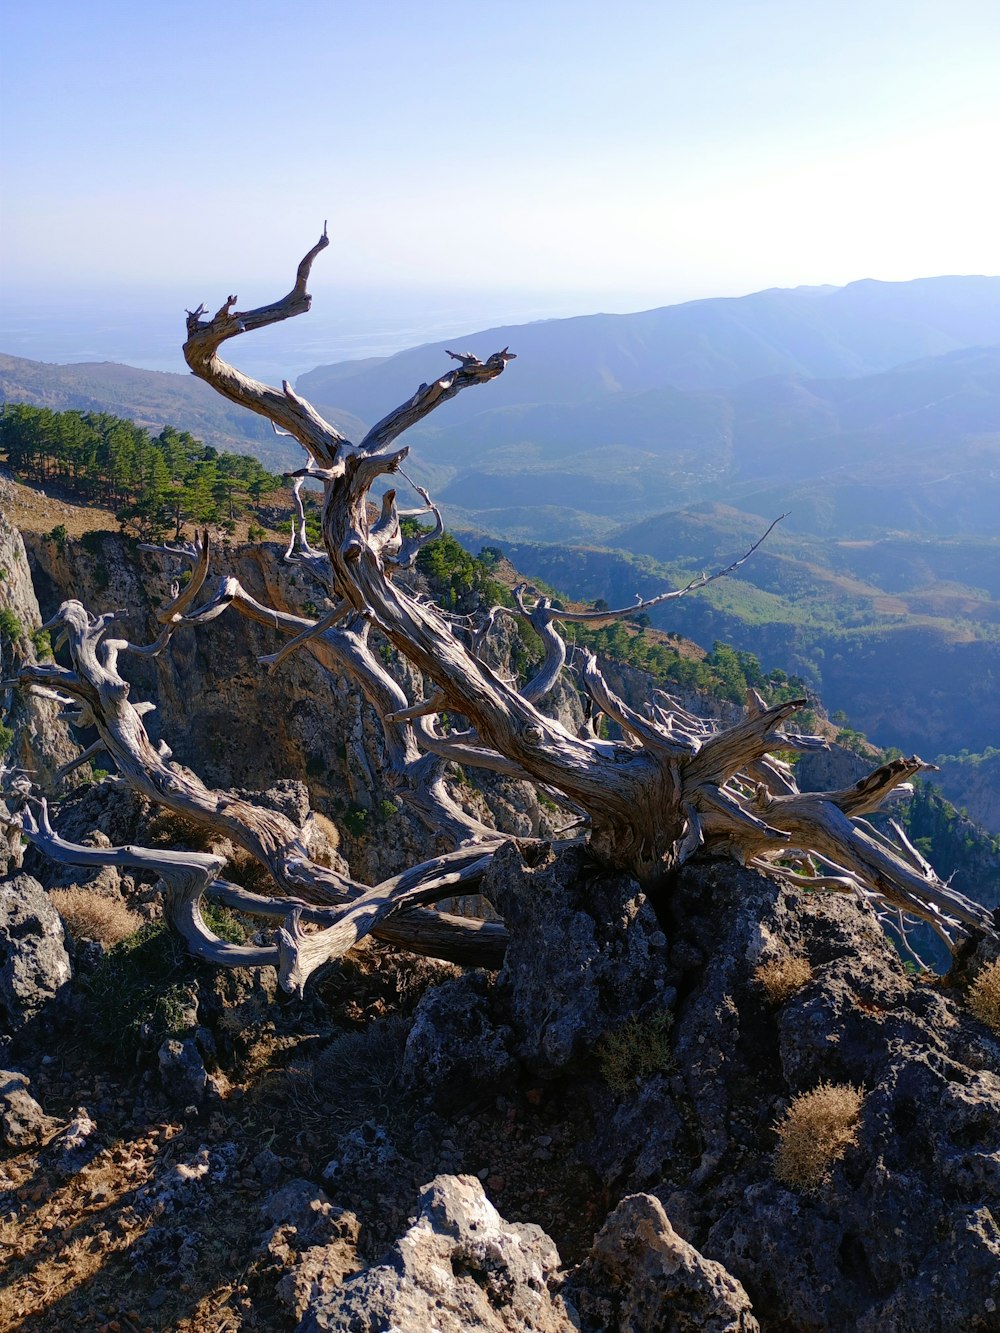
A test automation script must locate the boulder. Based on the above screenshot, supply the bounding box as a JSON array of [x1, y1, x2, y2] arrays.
[[566, 1192, 759, 1332], [298, 1174, 573, 1332], [0, 872, 71, 1033], [484, 842, 670, 1069], [0, 1068, 57, 1147]]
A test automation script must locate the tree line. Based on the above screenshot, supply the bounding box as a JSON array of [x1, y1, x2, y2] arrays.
[[0, 404, 281, 540]]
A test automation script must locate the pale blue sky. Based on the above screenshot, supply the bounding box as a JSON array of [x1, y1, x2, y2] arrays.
[[3, 0, 999, 316]]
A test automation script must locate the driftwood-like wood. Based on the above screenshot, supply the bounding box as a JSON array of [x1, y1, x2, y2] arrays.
[[7, 229, 996, 988]]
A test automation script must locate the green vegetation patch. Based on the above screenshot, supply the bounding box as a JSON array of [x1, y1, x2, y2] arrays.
[[85, 921, 196, 1062], [0, 403, 281, 542], [596, 1010, 674, 1094]]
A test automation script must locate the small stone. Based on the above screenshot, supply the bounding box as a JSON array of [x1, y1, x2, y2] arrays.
[[0, 1069, 57, 1148]]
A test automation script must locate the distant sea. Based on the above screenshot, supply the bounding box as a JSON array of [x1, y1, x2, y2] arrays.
[[0, 283, 616, 384]]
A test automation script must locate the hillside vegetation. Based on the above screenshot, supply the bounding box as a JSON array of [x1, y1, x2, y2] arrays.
[[1, 404, 282, 540], [487, 519, 1000, 763]]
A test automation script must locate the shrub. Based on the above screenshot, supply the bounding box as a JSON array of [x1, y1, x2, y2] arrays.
[[755, 955, 813, 1004], [85, 921, 195, 1060], [47, 523, 68, 552], [596, 1011, 674, 1094], [201, 900, 251, 944], [296, 1014, 411, 1132], [0, 609, 24, 644], [50, 888, 143, 947], [967, 959, 1000, 1034], [773, 1081, 864, 1192], [345, 807, 367, 837], [31, 627, 53, 659]]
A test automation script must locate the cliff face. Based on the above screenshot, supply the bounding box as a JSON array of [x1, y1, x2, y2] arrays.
[[936, 754, 1000, 839], [0, 487, 81, 804]]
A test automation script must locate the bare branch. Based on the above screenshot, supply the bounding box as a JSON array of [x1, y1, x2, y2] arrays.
[[359, 349, 516, 455], [183, 227, 347, 467]]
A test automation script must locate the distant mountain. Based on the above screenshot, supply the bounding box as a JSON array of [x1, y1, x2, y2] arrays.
[[0, 352, 292, 469], [298, 275, 1000, 430], [349, 343, 1000, 544]]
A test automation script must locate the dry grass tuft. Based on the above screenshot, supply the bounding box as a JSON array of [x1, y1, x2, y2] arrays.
[[50, 888, 143, 947], [967, 959, 1000, 1034], [755, 955, 813, 1004], [774, 1081, 864, 1192], [284, 1014, 411, 1134]]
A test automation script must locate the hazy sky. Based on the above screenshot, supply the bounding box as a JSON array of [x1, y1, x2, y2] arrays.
[[3, 0, 999, 314]]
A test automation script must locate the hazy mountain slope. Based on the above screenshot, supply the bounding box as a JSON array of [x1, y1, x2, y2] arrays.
[[298, 275, 1000, 432], [394, 345, 1000, 542]]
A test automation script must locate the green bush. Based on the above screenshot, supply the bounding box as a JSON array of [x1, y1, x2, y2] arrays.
[[345, 807, 368, 837], [202, 900, 251, 944], [31, 627, 53, 660], [0, 609, 24, 644], [85, 921, 195, 1061], [596, 1010, 674, 1094]]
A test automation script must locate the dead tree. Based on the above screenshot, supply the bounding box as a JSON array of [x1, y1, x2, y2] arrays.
[[4, 228, 996, 990]]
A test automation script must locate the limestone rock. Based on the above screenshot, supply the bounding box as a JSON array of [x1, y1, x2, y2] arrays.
[[0, 499, 81, 803], [401, 970, 515, 1109], [298, 1174, 573, 1333], [258, 1179, 361, 1321], [485, 841, 670, 1068], [566, 1192, 759, 1332], [0, 1068, 57, 1146], [0, 872, 71, 1033], [158, 1036, 208, 1106]]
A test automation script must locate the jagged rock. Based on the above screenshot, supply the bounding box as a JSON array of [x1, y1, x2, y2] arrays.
[[657, 860, 1000, 1331], [0, 872, 71, 1033], [401, 971, 515, 1109], [0, 1068, 57, 1146], [259, 1179, 361, 1321], [158, 1037, 208, 1105], [484, 842, 670, 1068], [566, 1192, 759, 1332], [297, 1174, 573, 1333]]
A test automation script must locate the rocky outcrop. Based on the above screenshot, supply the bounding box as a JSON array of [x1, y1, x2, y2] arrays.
[[298, 1174, 573, 1333], [428, 846, 1000, 1331], [485, 841, 670, 1069], [566, 1192, 759, 1332], [0, 491, 80, 819], [0, 872, 71, 1035]]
